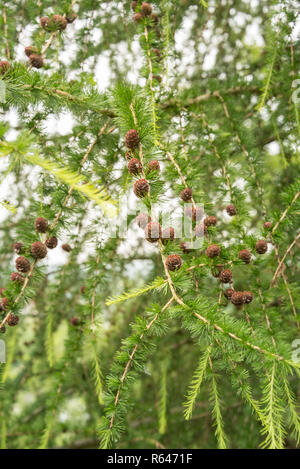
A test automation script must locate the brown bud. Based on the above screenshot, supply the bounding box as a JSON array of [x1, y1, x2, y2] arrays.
[[29, 54, 44, 69], [205, 244, 220, 258], [45, 236, 58, 249], [145, 221, 161, 243], [141, 2, 152, 16], [231, 291, 245, 306], [7, 313, 19, 326], [226, 204, 237, 216], [204, 215, 217, 227], [136, 213, 151, 229], [35, 217, 48, 233], [224, 288, 235, 300], [180, 188, 193, 202], [133, 179, 150, 198], [243, 291, 253, 304], [31, 241, 47, 259], [13, 242, 24, 254], [255, 240, 268, 254], [219, 269, 233, 284], [238, 249, 251, 264], [16, 256, 31, 273], [161, 227, 175, 244], [0, 60, 10, 75], [165, 254, 182, 271], [62, 243, 72, 252], [25, 46, 38, 57], [10, 272, 24, 284], [128, 158, 142, 175], [147, 160, 160, 173]]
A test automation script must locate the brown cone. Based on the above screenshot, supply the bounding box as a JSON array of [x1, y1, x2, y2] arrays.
[[31, 241, 47, 259], [16, 256, 31, 273], [205, 244, 220, 258], [125, 129, 140, 149], [166, 254, 182, 271], [145, 221, 161, 243], [255, 240, 268, 254], [133, 179, 150, 198]]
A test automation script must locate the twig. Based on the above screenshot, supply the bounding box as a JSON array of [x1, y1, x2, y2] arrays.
[[0, 260, 37, 328], [271, 191, 300, 235], [271, 231, 300, 286], [3, 6, 10, 59], [109, 296, 174, 430], [50, 120, 110, 231]]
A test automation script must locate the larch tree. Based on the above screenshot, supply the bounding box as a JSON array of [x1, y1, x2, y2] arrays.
[[0, 0, 299, 450]]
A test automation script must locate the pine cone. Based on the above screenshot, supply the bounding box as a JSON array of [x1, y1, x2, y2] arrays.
[[161, 227, 175, 244], [145, 221, 161, 242], [45, 236, 58, 249], [25, 46, 38, 57], [195, 223, 207, 237], [224, 288, 235, 300], [31, 241, 47, 259], [62, 243, 72, 252], [125, 129, 140, 149], [180, 242, 191, 254], [136, 213, 151, 229], [80, 286, 86, 294], [264, 221, 272, 230], [180, 187, 192, 201], [29, 54, 44, 69], [205, 244, 220, 258], [133, 179, 150, 198], [70, 317, 80, 326], [153, 75, 162, 83], [147, 160, 160, 173], [52, 15, 68, 30], [219, 269, 232, 283], [0, 60, 9, 75], [7, 313, 19, 326], [40, 17, 50, 30], [16, 256, 31, 273], [231, 291, 245, 306], [243, 291, 253, 304], [141, 2, 152, 16], [66, 12, 77, 23], [1, 297, 10, 310], [165, 254, 182, 271], [35, 217, 48, 233], [10, 272, 24, 284], [131, 1, 138, 11], [128, 158, 142, 175], [238, 249, 251, 264], [13, 242, 24, 254], [0, 326, 6, 334], [204, 215, 217, 226], [226, 204, 237, 216], [133, 12, 143, 22], [255, 240, 268, 254]]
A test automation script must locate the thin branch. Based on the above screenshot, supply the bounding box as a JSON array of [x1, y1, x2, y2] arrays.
[[271, 231, 300, 286], [109, 296, 174, 430], [271, 191, 300, 235]]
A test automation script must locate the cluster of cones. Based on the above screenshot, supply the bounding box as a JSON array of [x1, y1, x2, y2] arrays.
[[0, 217, 72, 332], [125, 127, 272, 307]]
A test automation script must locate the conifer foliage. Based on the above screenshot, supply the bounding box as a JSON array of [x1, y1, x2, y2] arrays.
[[0, 0, 299, 450]]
